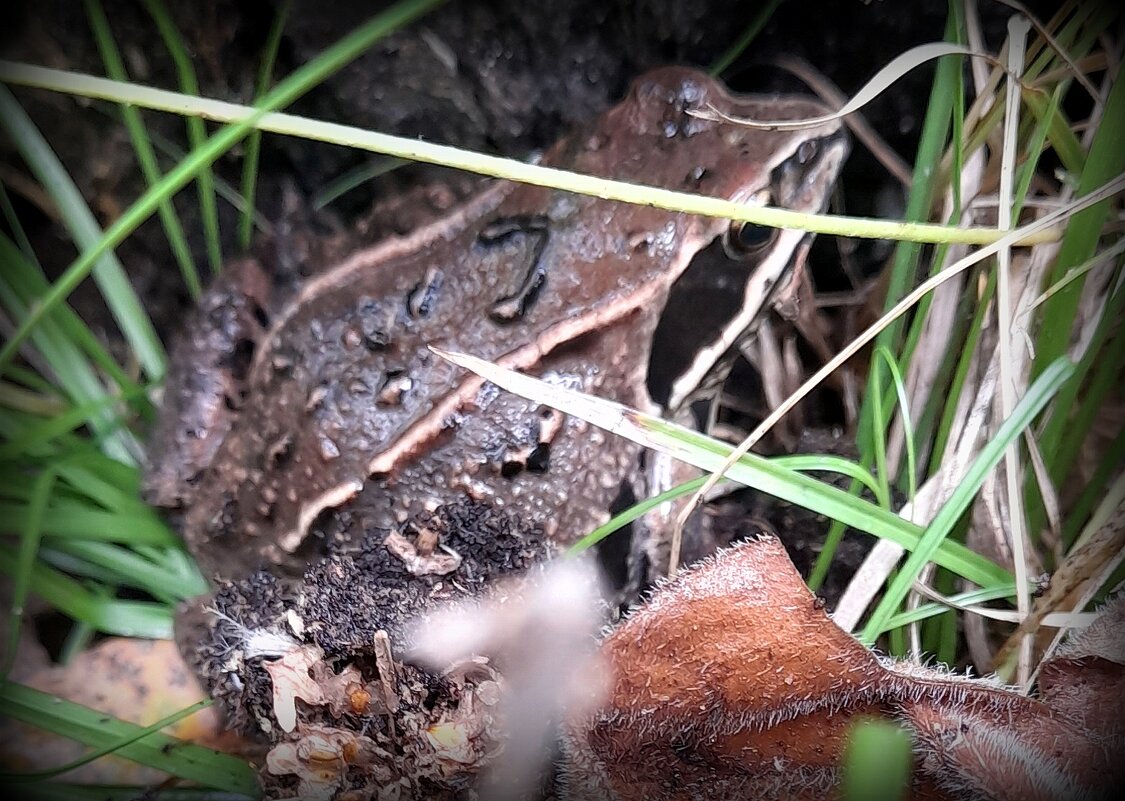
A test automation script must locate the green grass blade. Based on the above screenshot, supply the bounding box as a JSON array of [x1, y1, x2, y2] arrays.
[[0, 386, 148, 460], [565, 455, 885, 558], [0, 174, 38, 260], [567, 475, 711, 555], [708, 0, 782, 77], [1, 699, 211, 782], [442, 348, 1010, 587], [2, 469, 55, 681], [925, 268, 996, 476], [856, 9, 963, 453], [18, 786, 253, 801], [0, 684, 259, 796], [1031, 260, 1125, 535], [239, 0, 291, 249], [1061, 426, 1125, 549], [0, 545, 173, 638], [0, 231, 142, 400], [0, 502, 179, 546], [0, 238, 140, 464], [842, 719, 912, 801], [861, 357, 1076, 641], [875, 347, 917, 501], [313, 156, 407, 210], [1031, 58, 1125, 375], [84, 0, 202, 299], [0, 86, 166, 381], [139, 0, 222, 274], [773, 455, 890, 508], [45, 539, 204, 602]]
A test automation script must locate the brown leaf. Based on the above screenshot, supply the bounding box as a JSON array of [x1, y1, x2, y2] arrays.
[[562, 537, 1117, 801], [1036, 593, 1125, 754]]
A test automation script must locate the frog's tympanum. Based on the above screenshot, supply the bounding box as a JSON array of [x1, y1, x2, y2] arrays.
[[145, 67, 848, 582]]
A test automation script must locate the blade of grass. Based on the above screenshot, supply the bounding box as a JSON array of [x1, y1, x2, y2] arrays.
[[1013, 83, 1064, 219], [930, 568, 960, 664], [994, 14, 1033, 686], [842, 719, 912, 801], [708, 0, 782, 77], [892, 582, 1020, 633], [139, 0, 222, 273], [856, 8, 964, 453], [1061, 425, 1125, 549], [0, 683, 259, 796], [1, 468, 55, 681], [0, 86, 166, 381], [0, 176, 37, 260], [1050, 287, 1125, 485], [1031, 58, 1125, 374], [57, 617, 96, 665], [85, 0, 202, 298], [925, 268, 996, 476], [869, 349, 894, 509], [0, 231, 142, 401], [0, 0, 448, 374], [0, 502, 180, 546], [0, 61, 1064, 248], [568, 455, 888, 556], [861, 357, 1075, 642], [43, 539, 204, 602], [773, 455, 890, 508], [91, 104, 272, 235], [239, 0, 291, 249], [0, 387, 147, 460], [567, 475, 710, 555], [18, 786, 253, 801], [1, 699, 211, 782], [0, 381, 66, 416], [0, 545, 173, 638], [0, 238, 141, 464], [815, 5, 966, 592], [312, 156, 408, 210], [52, 460, 149, 513], [1032, 259, 1125, 535]]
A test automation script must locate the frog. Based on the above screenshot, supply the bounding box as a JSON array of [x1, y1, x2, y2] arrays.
[[143, 66, 848, 583]]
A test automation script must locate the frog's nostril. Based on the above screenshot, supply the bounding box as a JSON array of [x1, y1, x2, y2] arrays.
[[684, 166, 708, 189]]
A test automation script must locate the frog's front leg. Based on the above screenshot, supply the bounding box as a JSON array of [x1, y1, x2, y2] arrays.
[[143, 257, 274, 509], [624, 397, 727, 593]]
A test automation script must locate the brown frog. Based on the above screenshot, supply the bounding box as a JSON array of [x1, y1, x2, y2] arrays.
[[144, 67, 848, 582]]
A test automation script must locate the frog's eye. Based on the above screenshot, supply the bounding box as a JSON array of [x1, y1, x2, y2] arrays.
[[797, 139, 819, 165], [723, 221, 778, 259]]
